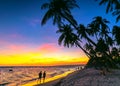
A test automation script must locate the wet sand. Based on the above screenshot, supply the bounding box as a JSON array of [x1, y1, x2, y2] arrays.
[[34, 78, 63, 86], [22, 70, 75, 86]]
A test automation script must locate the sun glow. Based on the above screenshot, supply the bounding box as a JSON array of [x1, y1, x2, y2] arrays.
[[0, 54, 88, 66], [0, 43, 89, 66]]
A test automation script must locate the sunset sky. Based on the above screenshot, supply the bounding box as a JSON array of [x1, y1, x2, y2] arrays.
[[0, 0, 117, 66]]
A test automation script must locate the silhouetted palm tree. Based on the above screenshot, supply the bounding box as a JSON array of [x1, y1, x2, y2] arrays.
[[89, 16, 110, 39], [88, 23, 99, 41], [112, 26, 120, 45], [111, 47, 119, 57], [84, 43, 93, 52], [77, 24, 88, 39], [77, 24, 96, 46], [95, 38, 108, 53], [84, 43, 95, 57], [99, 0, 119, 13], [112, 1, 120, 22], [88, 16, 113, 53], [41, 0, 79, 27], [99, 0, 120, 22], [86, 16, 117, 68], [56, 24, 91, 57], [106, 36, 113, 46], [56, 24, 79, 47]]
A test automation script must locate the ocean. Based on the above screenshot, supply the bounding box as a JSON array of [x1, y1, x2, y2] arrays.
[[0, 65, 83, 86]]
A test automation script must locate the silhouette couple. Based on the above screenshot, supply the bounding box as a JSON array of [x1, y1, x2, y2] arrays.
[[37, 71, 46, 83]]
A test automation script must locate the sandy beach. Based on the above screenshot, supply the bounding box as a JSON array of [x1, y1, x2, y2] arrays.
[[33, 68, 120, 86]]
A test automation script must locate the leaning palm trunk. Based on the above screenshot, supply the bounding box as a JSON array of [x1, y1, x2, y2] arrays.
[[75, 42, 91, 58], [59, 12, 78, 29]]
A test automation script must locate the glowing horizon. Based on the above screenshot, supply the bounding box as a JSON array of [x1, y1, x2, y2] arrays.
[[0, 42, 89, 66]]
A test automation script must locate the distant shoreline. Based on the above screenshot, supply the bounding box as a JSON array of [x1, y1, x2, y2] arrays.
[[0, 64, 85, 68]]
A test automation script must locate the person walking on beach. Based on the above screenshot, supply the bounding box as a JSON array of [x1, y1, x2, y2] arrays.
[[38, 71, 42, 83], [43, 71, 46, 83]]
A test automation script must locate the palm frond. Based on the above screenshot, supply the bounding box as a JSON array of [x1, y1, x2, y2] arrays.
[[41, 3, 50, 9], [99, 0, 107, 5], [112, 26, 120, 45], [106, 1, 111, 13], [116, 15, 120, 22], [58, 34, 65, 45], [41, 9, 53, 25]]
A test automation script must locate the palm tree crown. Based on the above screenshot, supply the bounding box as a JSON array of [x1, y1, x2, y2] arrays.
[[56, 24, 79, 47], [41, 0, 79, 27]]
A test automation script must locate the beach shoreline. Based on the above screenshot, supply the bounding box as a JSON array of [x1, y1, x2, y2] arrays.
[[1, 67, 120, 86], [1, 66, 81, 86], [22, 69, 75, 86], [34, 70, 81, 86], [34, 68, 120, 86]]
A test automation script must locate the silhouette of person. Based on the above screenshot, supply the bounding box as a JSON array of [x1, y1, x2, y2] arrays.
[[43, 71, 46, 83], [38, 71, 42, 83]]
